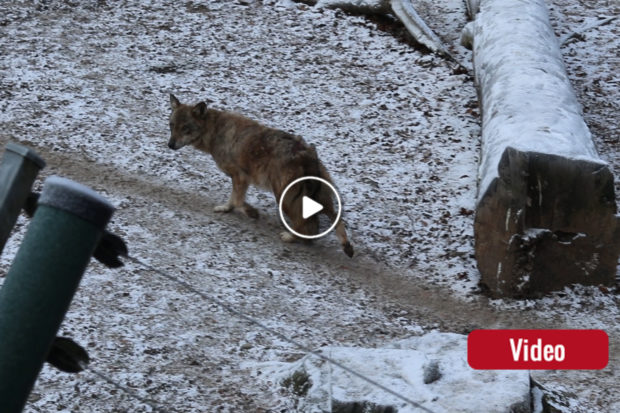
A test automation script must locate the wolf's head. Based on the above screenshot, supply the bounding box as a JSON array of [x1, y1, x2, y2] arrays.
[[168, 94, 208, 150]]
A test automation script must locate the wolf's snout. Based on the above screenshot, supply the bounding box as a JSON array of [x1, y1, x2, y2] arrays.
[[167, 139, 177, 150]]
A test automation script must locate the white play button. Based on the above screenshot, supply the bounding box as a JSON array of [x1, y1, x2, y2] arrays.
[[278, 176, 342, 240], [302, 196, 323, 219]]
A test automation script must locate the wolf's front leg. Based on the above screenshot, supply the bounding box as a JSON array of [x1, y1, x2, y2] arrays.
[[215, 175, 259, 218], [280, 231, 296, 243], [214, 202, 234, 213]]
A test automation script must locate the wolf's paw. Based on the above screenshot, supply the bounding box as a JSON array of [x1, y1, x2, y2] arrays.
[[214, 204, 233, 213], [280, 231, 296, 243], [242, 204, 259, 219]]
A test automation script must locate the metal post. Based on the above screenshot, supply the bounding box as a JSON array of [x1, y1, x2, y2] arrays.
[[0, 176, 114, 413], [0, 143, 45, 255]]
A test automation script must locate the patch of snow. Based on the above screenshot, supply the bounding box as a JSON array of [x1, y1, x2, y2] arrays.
[[38, 176, 115, 228], [252, 331, 531, 413], [531, 385, 544, 413]]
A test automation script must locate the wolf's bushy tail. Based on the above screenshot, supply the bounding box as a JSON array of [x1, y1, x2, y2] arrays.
[[288, 138, 353, 257], [301, 144, 321, 198], [314, 152, 354, 258]]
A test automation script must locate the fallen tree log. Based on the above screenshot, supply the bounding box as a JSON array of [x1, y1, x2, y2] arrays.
[[314, 0, 454, 61], [559, 15, 617, 46], [389, 0, 450, 57], [472, 0, 620, 297], [464, 0, 480, 20], [315, 0, 391, 14]]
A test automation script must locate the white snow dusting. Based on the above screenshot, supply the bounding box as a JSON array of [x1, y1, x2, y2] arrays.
[[0, 0, 617, 411], [251, 332, 530, 412]]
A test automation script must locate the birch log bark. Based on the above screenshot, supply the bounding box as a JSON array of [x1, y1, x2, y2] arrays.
[[472, 0, 619, 297]]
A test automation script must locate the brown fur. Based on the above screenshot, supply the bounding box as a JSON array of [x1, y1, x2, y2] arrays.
[[167, 94, 353, 257]]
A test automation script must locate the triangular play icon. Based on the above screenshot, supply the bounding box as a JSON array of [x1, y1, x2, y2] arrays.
[[302, 196, 323, 219]]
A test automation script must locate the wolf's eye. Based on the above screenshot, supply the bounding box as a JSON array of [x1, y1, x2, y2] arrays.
[[182, 125, 192, 133]]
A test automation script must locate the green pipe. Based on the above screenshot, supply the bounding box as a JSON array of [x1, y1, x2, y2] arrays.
[[0, 176, 114, 412], [0, 143, 45, 255]]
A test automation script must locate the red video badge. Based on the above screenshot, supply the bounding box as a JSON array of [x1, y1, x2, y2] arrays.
[[468, 329, 608, 370]]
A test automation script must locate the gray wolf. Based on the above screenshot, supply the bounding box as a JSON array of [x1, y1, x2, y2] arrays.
[[167, 94, 354, 257]]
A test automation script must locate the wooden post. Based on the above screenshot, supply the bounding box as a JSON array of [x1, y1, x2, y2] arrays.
[[476, 148, 620, 297]]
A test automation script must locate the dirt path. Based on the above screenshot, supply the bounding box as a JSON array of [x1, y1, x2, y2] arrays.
[[28, 144, 542, 332]]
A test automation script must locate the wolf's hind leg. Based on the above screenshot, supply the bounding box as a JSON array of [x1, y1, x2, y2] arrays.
[[241, 203, 259, 219]]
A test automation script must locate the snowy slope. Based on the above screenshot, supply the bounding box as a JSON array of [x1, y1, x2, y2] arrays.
[[0, 0, 617, 411]]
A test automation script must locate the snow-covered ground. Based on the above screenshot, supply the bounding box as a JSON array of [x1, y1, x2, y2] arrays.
[[0, 0, 617, 411]]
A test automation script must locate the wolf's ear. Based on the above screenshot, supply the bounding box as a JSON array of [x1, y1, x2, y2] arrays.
[[192, 102, 207, 118], [170, 94, 180, 110]]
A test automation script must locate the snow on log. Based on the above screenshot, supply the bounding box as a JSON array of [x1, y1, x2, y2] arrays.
[[389, 0, 450, 56], [464, 0, 480, 20], [315, 0, 451, 59], [473, 0, 620, 297], [315, 0, 391, 14]]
